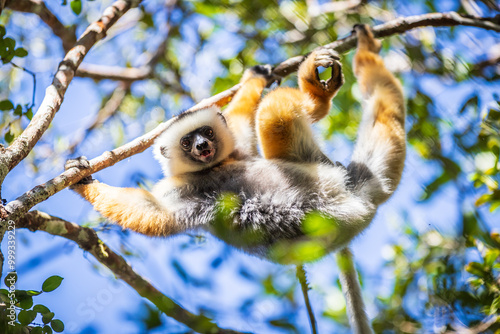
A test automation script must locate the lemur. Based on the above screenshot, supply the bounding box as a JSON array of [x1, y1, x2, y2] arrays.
[[66, 25, 405, 333]]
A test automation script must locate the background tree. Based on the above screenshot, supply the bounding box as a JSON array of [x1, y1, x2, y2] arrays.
[[0, 0, 499, 333]]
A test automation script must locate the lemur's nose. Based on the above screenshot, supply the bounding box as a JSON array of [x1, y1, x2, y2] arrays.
[[196, 141, 208, 150]]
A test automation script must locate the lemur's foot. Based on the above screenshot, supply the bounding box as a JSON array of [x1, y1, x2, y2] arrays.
[[312, 48, 343, 93], [65, 156, 95, 185], [353, 24, 381, 54], [242, 64, 281, 87]]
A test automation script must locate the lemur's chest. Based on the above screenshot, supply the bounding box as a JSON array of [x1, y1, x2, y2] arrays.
[[167, 159, 348, 203]]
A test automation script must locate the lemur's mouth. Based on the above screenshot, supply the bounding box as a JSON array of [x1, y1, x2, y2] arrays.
[[201, 150, 212, 157], [198, 149, 215, 163]]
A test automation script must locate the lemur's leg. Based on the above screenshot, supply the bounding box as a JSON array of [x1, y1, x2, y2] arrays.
[[65, 157, 177, 237], [224, 65, 275, 156], [348, 24, 406, 205], [256, 49, 343, 162]]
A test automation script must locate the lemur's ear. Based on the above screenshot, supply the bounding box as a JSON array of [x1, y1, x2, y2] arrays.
[[216, 112, 227, 124]]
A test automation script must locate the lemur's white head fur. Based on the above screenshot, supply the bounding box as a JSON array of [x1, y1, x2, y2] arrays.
[[154, 106, 235, 177]]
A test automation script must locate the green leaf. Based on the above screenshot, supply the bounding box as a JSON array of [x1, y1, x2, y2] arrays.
[[42, 276, 63, 292], [0, 25, 6, 38], [18, 309, 36, 325], [0, 99, 14, 111], [14, 47, 28, 58], [484, 249, 500, 268], [466, 262, 486, 277], [31, 327, 43, 334], [51, 319, 64, 332], [14, 104, 22, 116], [4, 131, 14, 143], [26, 290, 42, 296], [25, 108, 33, 120], [4, 271, 18, 286], [43, 325, 53, 334], [1, 37, 16, 63], [70, 0, 82, 15], [19, 295, 34, 309], [491, 295, 500, 315], [42, 311, 55, 324], [33, 304, 50, 314]]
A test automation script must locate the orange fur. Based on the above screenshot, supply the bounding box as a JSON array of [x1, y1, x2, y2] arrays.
[[351, 24, 406, 201], [224, 75, 267, 156], [72, 182, 175, 236], [256, 49, 343, 160], [298, 50, 343, 121], [256, 88, 312, 159]]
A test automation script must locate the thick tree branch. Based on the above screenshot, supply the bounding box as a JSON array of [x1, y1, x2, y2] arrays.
[[16, 211, 247, 334], [0, 0, 140, 187], [5, 0, 77, 52], [4, 11, 500, 221]]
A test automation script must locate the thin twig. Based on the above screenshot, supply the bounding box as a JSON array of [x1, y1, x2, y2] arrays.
[[9, 61, 36, 109], [296, 265, 317, 334], [17, 210, 248, 334]]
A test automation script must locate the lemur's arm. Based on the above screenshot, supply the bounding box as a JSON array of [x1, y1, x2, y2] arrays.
[[65, 158, 177, 236], [297, 48, 343, 122], [223, 66, 274, 156], [348, 24, 406, 205], [256, 49, 343, 162]]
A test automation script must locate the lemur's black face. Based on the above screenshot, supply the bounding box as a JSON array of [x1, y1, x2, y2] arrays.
[[180, 126, 217, 164]]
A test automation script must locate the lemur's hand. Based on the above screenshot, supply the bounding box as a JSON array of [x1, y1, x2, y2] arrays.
[[65, 156, 95, 187], [353, 24, 381, 54], [312, 48, 344, 94], [242, 64, 281, 88]]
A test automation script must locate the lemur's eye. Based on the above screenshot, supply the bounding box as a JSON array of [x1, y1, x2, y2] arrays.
[[180, 138, 191, 149], [204, 127, 214, 138]]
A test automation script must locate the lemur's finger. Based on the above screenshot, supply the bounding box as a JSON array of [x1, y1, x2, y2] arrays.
[[251, 64, 273, 77], [353, 24, 381, 54], [315, 48, 340, 60], [65, 156, 90, 170], [314, 49, 341, 68], [65, 156, 95, 186]]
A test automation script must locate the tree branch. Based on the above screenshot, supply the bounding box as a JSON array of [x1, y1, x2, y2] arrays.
[[5, 0, 77, 52], [4, 11, 500, 221], [471, 54, 500, 75], [0, 0, 6, 16], [76, 63, 153, 81], [16, 211, 247, 334], [273, 11, 500, 76], [0, 0, 140, 186]]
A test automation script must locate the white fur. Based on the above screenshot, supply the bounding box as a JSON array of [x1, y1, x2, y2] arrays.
[[153, 107, 235, 177]]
